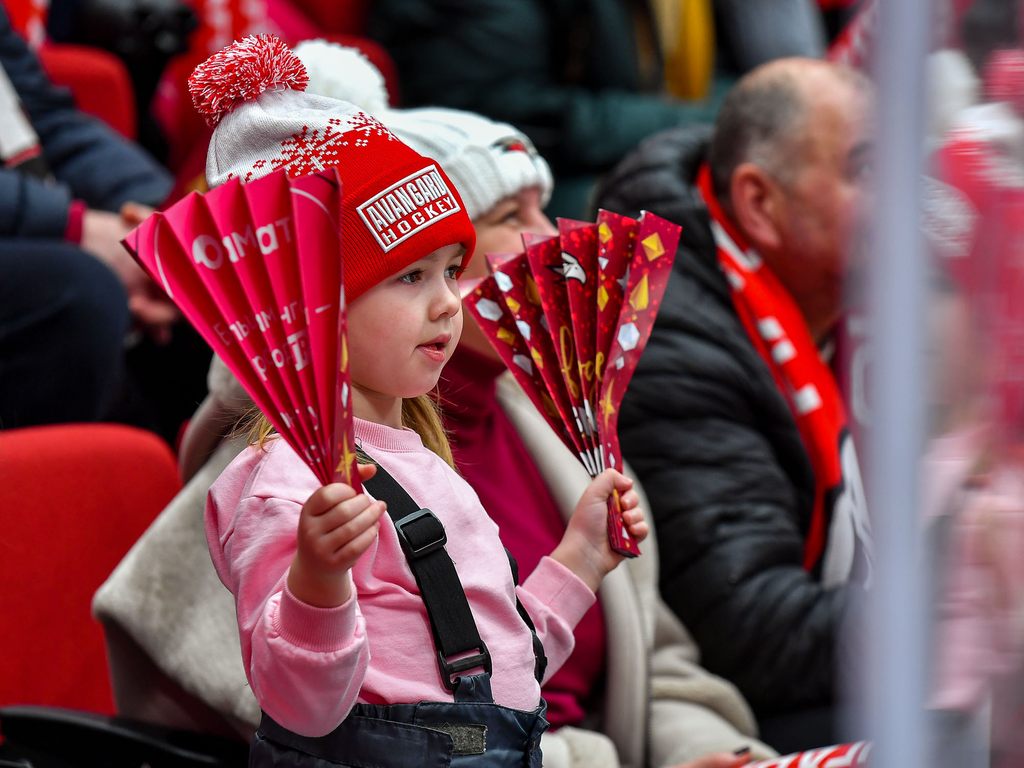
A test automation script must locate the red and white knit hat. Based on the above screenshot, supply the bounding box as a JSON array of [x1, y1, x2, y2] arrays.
[[189, 35, 476, 300]]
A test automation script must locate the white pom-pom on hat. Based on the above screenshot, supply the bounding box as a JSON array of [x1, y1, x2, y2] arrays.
[[292, 39, 391, 118]]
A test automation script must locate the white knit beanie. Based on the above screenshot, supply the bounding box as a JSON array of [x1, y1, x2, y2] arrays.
[[293, 39, 554, 221], [384, 107, 554, 221]]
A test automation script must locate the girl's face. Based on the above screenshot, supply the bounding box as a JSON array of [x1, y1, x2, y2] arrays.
[[347, 243, 466, 408]]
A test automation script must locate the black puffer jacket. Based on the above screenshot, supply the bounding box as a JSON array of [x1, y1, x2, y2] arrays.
[[594, 126, 856, 715]]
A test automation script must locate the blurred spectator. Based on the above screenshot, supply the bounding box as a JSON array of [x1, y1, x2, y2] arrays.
[[0, 5, 176, 430], [713, 0, 827, 74], [960, 0, 1019, 74], [368, 0, 842, 218], [367, 0, 721, 218], [594, 58, 873, 752], [926, 48, 979, 152], [924, 54, 1024, 765], [45, 0, 198, 162]]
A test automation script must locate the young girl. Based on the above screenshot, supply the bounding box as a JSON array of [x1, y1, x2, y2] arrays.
[[197, 36, 648, 766]]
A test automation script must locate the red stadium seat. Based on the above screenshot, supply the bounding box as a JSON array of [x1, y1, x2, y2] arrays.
[[0, 424, 181, 714], [38, 43, 138, 140]]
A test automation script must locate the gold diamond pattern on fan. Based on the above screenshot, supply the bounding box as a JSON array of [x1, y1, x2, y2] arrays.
[[629, 274, 649, 311], [541, 391, 558, 418], [497, 327, 516, 345], [526, 275, 542, 305], [597, 285, 609, 311], [642, 233, 664, 261], [599, 222, 613, 244], [506, 297, 521, 314]]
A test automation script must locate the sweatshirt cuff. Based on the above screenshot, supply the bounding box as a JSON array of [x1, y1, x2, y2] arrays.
[[523, 556, 596, 630], [64, 199, 87, 244], [274, 578, 359, 653]]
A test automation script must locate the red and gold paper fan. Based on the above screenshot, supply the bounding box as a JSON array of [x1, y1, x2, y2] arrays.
[[464, 210, 681, 557], [122, 167, 360, 491]]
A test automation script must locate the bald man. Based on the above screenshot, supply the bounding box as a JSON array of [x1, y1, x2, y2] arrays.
[[595, 59, 874, 751]]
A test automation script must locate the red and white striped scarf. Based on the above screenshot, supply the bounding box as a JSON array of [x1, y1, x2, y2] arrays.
[[698, 163, 872, 586]]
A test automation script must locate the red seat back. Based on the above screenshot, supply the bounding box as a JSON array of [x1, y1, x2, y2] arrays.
[[38, 43, 138, 140], [0, 425, 181, 714]]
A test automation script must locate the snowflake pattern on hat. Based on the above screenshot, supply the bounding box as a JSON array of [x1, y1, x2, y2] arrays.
[[232, 113, 400, 183]]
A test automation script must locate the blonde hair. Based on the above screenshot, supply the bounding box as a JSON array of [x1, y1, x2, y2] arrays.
[[244, 392, 455, 469]]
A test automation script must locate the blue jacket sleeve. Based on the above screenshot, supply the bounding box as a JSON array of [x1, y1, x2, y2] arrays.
[[0, 8, 172, 238]]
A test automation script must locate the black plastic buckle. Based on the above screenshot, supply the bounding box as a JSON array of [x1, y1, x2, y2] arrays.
[[393, 509, 447, 559], [437, 643, 492, 692]]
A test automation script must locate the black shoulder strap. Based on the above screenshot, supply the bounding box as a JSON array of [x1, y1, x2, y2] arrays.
[[361, 454, 491, 691], [505, 549, 548, 685]]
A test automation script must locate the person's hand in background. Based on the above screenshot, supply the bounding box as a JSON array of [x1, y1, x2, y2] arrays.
[[119, 201, 154, 227], [80, 202, 178, 344]]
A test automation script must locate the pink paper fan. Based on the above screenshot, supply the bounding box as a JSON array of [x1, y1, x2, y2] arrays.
[[123, 167, 360, 490]]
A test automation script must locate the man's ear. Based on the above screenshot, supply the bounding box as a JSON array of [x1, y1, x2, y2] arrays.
[[729, 163, 783, 254]]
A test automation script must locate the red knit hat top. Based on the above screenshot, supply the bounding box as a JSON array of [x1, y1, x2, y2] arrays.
[[190, 35, 476, 300]]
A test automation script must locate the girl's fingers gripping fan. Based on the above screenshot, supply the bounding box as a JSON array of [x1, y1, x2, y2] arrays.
[[122, 165, 361, 492], [465, 210, 681, 557]]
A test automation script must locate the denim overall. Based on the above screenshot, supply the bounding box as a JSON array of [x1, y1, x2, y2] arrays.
[[249, 455, 549, 768]]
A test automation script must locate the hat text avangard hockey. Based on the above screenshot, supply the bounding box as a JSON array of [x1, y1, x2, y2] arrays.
[[356, 165, 462, 252]]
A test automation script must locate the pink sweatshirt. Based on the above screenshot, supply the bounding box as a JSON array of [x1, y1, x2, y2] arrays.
[[205, 418, 595, 738]]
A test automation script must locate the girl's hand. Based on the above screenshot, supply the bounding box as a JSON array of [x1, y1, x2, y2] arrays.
[[550, 469, 648, 592], [288, 464, 385, 608]]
